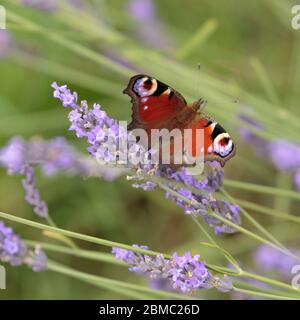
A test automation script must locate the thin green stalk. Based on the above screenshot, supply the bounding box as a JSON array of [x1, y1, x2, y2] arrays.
[[27, 239, 299, 296], [224, 179, 300, 201], [220, 187, 286, 249], [234, 199, 300, 224], [6, 10, 132, 78], [0, 211, 167, 258], [242, 271, 300, 294], [191, 214, 217, 245], [12, 52, 125, 99], [211, 264, 300, 295], [45, 215, 78, 250], [26, 240, 125, 266], [157, 183, 300, 262], [47, 261, 153, 300], [232, 287, 297, 300], [274, 172, 292, 213], [47, 260, 200, 300], [250, 57, 281, 105], [191, 215, 242, 275], [175, 19, 219, 59], [233, 280, 300, 300]]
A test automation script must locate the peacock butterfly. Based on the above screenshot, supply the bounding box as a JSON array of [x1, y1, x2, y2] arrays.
[[123, 74, 236, 167]]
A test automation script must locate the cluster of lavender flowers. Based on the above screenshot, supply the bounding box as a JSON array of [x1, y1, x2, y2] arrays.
[[239, 112, 300, 192], [254, 245, 299, 277], [52, 82, 241, 235], [0, 136, 123, 218], [162, 165, 241, 234], [112, 245, 233, 294], [0, 221, 47, 271]]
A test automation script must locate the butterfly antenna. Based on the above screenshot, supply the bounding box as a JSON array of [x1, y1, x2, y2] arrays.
[[196, 64, 207, 112], [197, 63, 201, 98]]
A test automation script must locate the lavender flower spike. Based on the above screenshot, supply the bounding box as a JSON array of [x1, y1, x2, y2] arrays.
[[0, 220, 47, 271], [113, 245, 233, 294], [52, 82, 153, 172], [22, 165, 49, 218], [52, 82, 78, 108]]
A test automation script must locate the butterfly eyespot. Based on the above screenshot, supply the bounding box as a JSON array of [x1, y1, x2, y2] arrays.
[[213, 133, 233, 157], [143, 78, 153, 89], [219, 137, 230, 146], [133, 77, 157, 97]]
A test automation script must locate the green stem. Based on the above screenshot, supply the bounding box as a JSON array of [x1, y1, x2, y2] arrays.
[[175, 18, 218, 59], [224, 179, 300, 201], [157, 183, 300, 262], [234, 199, 300, 224], [27, 240, 300, 295], [232, 287, 297, 300], [42, 211, 79, 250], [6, 10, 132, 78], [47, 260, 200, 300], [274, 172, 292, 213], [26, 240, 125, 266], [220, 187, 285, 249]]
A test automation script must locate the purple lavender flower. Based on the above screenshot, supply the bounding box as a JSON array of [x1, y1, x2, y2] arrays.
[[254, 245, 299, 277], [164, 166, 209, 191], [0, 30, 12, 58], [0, 136, 123, 218], [0, 221, 47, 271], [52, 82, 78, 108], [149, 278, 175, 292], [132, 180, 157, 191], [0, 137, 26, 174], [113, 245, 233, 294], [0, 136, 122, 179], [159, 164, 240, 234], [165, 184, 241, 235], [204, 200, 241, 235], [204, 161, 224, 193], [26, 246, 48, 272], [268, 140, 300, 172], [52, 82, 152, 172], [22, 165, 49, 218], [169, 252, 212, 292]]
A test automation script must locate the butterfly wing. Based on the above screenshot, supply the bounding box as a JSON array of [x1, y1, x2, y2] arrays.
[[123, 74, 236, 167], [190, 116, 236, 166], [123, 74, 188, 130]]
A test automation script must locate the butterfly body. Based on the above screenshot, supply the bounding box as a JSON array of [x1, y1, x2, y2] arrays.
[[124, 74, 236, 167]]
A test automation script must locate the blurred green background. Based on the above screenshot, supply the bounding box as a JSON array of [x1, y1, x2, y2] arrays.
[[0, 0, 300, 299]]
